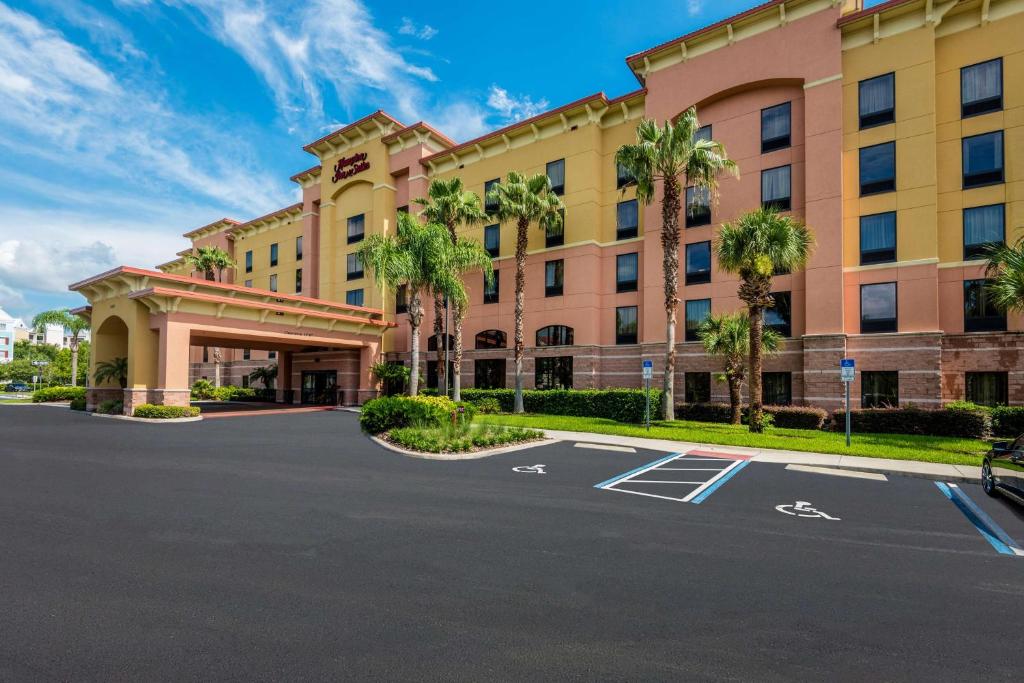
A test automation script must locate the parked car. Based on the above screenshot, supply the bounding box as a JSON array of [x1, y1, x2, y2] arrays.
[[3, 381, 30, 392], [982, 435, 1024, 505]]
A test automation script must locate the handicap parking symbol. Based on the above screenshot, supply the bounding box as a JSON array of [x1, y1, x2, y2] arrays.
[[513, 464, 546, 474], [775, 500, 841, 520]]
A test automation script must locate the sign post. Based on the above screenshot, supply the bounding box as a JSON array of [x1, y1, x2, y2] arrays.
[[840, 358, 855, 447], [31, 360, 48, 392], [642, 360, 653, 431]]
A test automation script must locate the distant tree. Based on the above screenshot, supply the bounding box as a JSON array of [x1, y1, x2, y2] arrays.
[[698, 312, 780, 424], [248, 363, 278, 390], [31, 309, 90, 386], [186, 246, 236, 282], [94, 357, 128, 389]]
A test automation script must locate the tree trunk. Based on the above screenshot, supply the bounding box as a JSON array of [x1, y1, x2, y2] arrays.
[[661, 175, 682, 420], [433, 292, 445, 394], [213, 348, 222, 388], [408, 290, 423, 396], [748, 306, 765, 433], [513, 216, 528, 413], [452, 300, 463, 402], [70, 338, 79, 387], [727, 373, 742, 425]]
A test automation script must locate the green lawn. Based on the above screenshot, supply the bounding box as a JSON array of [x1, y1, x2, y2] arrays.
[[0, 398, 32, 404], [478, 414, 988, 466]]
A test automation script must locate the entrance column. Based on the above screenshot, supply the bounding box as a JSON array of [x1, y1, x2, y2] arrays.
[[276, 350, 293, 404], [155, 320, 192, 408], [357, 341, 380, 405]]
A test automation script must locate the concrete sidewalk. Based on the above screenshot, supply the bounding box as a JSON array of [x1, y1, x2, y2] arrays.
[[538, 428, 981, 483]]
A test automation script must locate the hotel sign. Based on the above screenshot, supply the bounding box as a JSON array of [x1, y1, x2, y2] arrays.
[[333, 152, 370, 182]]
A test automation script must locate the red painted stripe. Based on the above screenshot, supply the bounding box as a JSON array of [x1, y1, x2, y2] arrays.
[[686, 449, 752, 461], [201, 406, 338, 419]]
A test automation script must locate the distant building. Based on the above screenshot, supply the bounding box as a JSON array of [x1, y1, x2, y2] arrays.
[[0, 307, 24, 363], [23, 322, 90, 349]]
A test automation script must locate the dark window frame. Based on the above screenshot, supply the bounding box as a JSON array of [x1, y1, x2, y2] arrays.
[[616, 199, 639, 240], [616, 162, 633, 189], [962, 130, 1004, 189], [483, 270, 499, 304], [861, 371, 899, 408], [858, 72, 896, 129], [965, 371, 1008, 407], [685, 185, 711, 227], [395, 284, 408, 314], [961, 57, 1003, 118], [684, 372, 711, 404], [860, 282, 898, 334], [345, 288, 364, 307], [269, 242, 278, 267], [685, 298, 711, 342], [484, 179, 500, 213], [859, 212, 897, 265], [474, 358, 506, 389], [535, 356, 573, 390], [762, 372, 793, 406], [535, 325, 574, 347], [963, 204, 1005, 260], [964, 278, 1007, 332], [546, 159, 565, 196], [484, 224, 500, 258], [474, 329, 507, 349], [616, 252, 638, 293], [615, 306, 638, 345], [346, 213, 365, 244], [765, 291, 792, 338], [245, 250, 253, 273], [269, 274, 278, 292], [859, 142, 896, 196], [346, 252, 363, 281], [761, 165, 792, 211], [295, 268, 303, 294], [760, 101, 792, 153], [685, 241, 712, 285], [545, 259, 564, 297], [296, 235, 303, 261]]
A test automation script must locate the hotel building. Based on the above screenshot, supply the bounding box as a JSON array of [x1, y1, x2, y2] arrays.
[[71, 0, 1023, 413]]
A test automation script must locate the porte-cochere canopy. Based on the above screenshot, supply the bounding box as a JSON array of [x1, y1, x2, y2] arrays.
[[69, 266, 394, 414]]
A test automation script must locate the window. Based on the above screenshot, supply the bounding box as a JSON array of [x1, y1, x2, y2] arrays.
[[694, 124, 712, 143], [484, 270, 499, 304], [203, 346, 209, 363], [426, 360, 454, 391], [858, 73, 895, 128], [762, 372, 792, 406], [269, 274, 278, 292], [475, 329, 507, 349], [761, 101, 791, 153], [269, 351, 276, 359], [685, 299, 711, 342], [964, 204, 1004, 260], [966, 372, 1008, 407], [859, 142, 895, 195], [616, 252, 638, 293], [296, 236, 303, 261], [862, 371, 898, 408], [545, 259, 564, 297], [616, 162, 633, 189], [395, 284, 408, 314], [546, 209, 564, 248], [964, 279, 1006, 332], [243, 348, 251, 360], [860, 212, 897, 265], [242, 375, 249, 388], [536, 325, 573, 347], [475, 359, 506, 389], [295, 268, 302, 294], [616, 306, 638, 345], [427, 334, 455, 352], [346, 288, 364, 307], [761, 166, 791, 211], [245, 250, 253, 273], [684, 372, 711, 403], [484, 179, 499, 213], [860, 282, 897, 333], [546, 159, 565, 195], [244, 279, 252, 288], [535, 356, 573, 390], [617, 200, 639, 239], [685, 186, 711, 227], [397, 205, 409, 215], [685, 241, 711, 285], [484, 224, 500, 257], [765, 291, 792, 337], [961, 58, 1002, 118], [347, 214, 365, 244], [962, 131, 1003, 188], [346, 253, 363, 280], [269, 243, 278, 267]]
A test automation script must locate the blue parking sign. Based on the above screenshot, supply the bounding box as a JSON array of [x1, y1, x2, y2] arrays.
[[840, 358, 855, 383]]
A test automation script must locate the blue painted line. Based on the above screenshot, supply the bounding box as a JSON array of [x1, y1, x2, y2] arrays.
[[593, 452, 682, 489], [935, 482, 1021, 557], [689, 460, 750, 504]]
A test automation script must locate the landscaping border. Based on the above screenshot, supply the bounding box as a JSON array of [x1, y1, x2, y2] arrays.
[[368, 434, 555, 461], [90, 412, 203, 424]]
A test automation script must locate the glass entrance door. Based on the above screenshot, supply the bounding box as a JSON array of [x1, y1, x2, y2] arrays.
[[301, 371, 338, 405]]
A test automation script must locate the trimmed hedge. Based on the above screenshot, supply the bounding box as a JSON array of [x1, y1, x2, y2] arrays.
[[832, 407, 990, 439], [32, 386, 86, 403], [97, 399, 123, 415], [991, 406, 1024, 438], [459, 388, 664, 423], [360, 395, 475, 434], [70, 397, 86, 411], [133, 404, 201, 419], [674, 403, 828, 430]]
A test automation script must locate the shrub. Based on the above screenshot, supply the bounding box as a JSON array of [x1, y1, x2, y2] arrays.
[[212, 386, 258, 402], [388, 421, 542, 453], [31, 386, 86, 403], [766, 406, 829, 430], [991, 406, 1024, 437], [945, 400, 983, 412], [190, 379, 215, 400], [97, 399, 123, 415], [133, 404, 201, 419], [459, 388, 664, 423], [359, 395, 470, 434], [675, 402, 734, 423], [475, 397, 502, 414], [69, 397, 86, 411], [832, 407, 990, 439]]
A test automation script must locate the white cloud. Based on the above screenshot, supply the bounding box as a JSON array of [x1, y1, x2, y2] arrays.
[[398, 17, 437, 41], [687, 0, 704, 16], [486, 85, 549, 123]]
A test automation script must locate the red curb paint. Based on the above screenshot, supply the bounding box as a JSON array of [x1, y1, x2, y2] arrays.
[[685, 449, 752, 461], [202, 407, 338, 419]]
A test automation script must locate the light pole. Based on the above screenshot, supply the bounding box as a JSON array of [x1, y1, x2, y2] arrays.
[[442, 296, 451, 398]]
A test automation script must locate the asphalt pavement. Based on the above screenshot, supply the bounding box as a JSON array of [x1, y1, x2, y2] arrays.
[[1, 405, 1022, 681]]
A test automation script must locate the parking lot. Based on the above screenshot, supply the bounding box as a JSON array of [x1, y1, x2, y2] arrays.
[[2, 405, 1023, 680]]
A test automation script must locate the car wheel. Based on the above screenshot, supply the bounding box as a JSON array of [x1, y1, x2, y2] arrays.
[[982, 460, 997, 497]]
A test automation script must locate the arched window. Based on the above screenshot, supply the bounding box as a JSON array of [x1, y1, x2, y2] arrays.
[[475, 330, 507, 349], [536, 325, 574, 347], [427, 333, 455, 352]]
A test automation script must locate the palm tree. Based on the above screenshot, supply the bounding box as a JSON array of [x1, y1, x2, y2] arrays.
[[414, 177, 490, 400], [186, 246, 236, 282], [31, 309, 89, 387], [248, 363, 278, 390], [698, 312, 780, 425], [984, 237, 1024, 314], [716, 207, 812, 432], [359, 212, 461, 395], [487, 171, 564, 413], [615, 108, 738, 420], [95, 357, 128, 389]]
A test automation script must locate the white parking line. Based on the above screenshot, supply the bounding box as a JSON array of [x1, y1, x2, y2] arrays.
[[595, 451, 749, 505]]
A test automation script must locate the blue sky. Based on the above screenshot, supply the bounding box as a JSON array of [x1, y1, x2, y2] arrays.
[[0, 0, 883, 320]]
